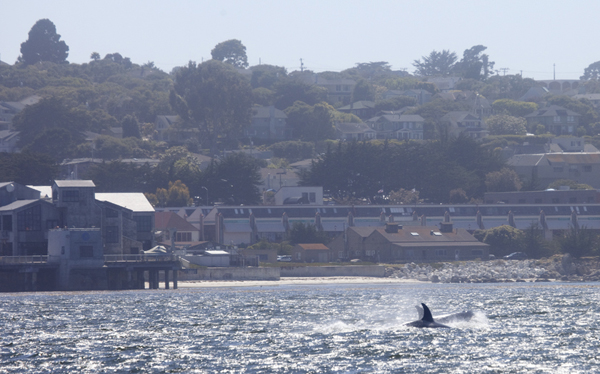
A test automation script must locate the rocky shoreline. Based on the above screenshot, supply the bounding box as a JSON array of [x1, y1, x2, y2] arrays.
[[385, 254, 600, 283]]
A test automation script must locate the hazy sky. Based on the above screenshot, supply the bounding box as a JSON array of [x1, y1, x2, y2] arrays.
[[2, 0, 599, 80]]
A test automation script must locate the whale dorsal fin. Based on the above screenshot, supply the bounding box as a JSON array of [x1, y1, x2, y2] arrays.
[[421, 303, 434, 322]]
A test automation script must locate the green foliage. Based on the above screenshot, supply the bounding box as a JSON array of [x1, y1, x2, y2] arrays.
[[492, 99, 538, 117], [352, 79, 375, 102], [560, 228, 598, 258], [413, 50, 457, 76], [19, 19, 69, 65], [250, 64, 287, 89], [374, 96, 417, 112], [267, 141, 315, 162], [581, 61, 600, 80], [252, 87, 275, 106], [547, 179, 594, 190], [453, 45, 495, 80], [211, 39, 249, 68], [148, 180, 193, 207], [284, 101, 335, 141], [480, 225, 524, 257], [388, 188, 423, 204], [486, 114, 527, 135], [121, 114, 141, 138], [546, 95, 598, 128], [171, 60, 253, 151], [301, 136, 504, 203], [522, 223, 555, 259], [485, 167, 522, 192], [273, 79, 328, 110], [199, 152, 262, 205], [0, 152, 58, 185], [13, 97, 90, 154], [84, 161, 166, 193], [288, 222, 329, 245]]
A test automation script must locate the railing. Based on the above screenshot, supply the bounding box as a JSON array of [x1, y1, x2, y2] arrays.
[[0, 255, 49, 265], [104, 254, 179, 263]]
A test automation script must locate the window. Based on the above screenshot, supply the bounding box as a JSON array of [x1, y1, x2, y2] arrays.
[[63, 190, 79, 202], [176, 232, 192, 242], [435, 249, 447, 256], [105, 226, 119, 243], [569, 197, 577, 203], [336, 85, 341, 91], [471, 250, 483, 256], [552, 198, 560, 203], [584, 165, 592, 172], [567, 116, 575, 122], [554, 116, 561, 122], [2, 215, 12, 231], [553, 167, 563, 173], [80, 245, 94, 258], [534, 198, 542, 204], [518, 199, 526, 204], [133, 216, 152, 232], [17, 205, 41, 231], [309, 192, 316, 203]]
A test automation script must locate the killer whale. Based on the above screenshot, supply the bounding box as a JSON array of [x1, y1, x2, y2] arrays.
[[405, 303, 450, 328], [415, 304, 475, 324]]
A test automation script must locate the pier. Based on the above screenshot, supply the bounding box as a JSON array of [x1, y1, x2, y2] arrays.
[[0, 254, 181, 292]]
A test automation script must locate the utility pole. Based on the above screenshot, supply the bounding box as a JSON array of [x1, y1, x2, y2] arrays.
[[553, 63, 556, 80], [499, 68, 509, 76], [300, 58, 304, 72]]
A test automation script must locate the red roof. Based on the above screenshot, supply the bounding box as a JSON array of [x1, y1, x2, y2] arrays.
[[155, 211, 197, 231]]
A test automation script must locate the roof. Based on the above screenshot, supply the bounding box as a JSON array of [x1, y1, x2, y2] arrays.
[[507, 154, 545, 167], [373, 226, 485, 245], [54, 180, 96, 188], [95, 193, 154, 213], [155, 211, 197, 231], [0, 199, 45, 212], [545, 153, 600, 164], [296, 243, 329, 250], [338, 101, 376, 110], [440, 111, 479, 122], [367, 114, 425, 123]]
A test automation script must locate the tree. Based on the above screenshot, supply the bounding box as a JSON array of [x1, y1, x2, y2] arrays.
[[453, 45, 494, 80], [200, 152, 262, 205], [413, 50, 457, 76], [560, 228, 598, 258], [288, 222, 329, 245], [121, 114, 141, 138], [581, 61, 600, 80], [388, 188, 423, 204], [547, 179, 594, 190], [374, 96, 417, 112], [211, 39, 249, 68], [147, 180, 193, 207], [171, 60, 253, 152], [522, 223, 554, 259], [0, 152, 58, 185], [19, 19, 69, 65], [486, 114, 527, 135], [480, 225, 524, 257], [485, 167, 522, 192], [12, 97, 89, 151], [90, 52, 100, 61], [492, 99, 537, 117], [284, 101, 335, 141], [273, 79, 328, 110], [352, 79, 375, 102], [250, 64, 287, 89]]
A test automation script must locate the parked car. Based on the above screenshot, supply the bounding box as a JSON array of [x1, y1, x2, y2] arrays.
[[503, 252, 528, 260], [277, 255, 292, 262]]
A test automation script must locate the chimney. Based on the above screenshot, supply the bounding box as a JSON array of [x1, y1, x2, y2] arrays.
[[440, 222, 453, 233], [385, 222, 400, 233]]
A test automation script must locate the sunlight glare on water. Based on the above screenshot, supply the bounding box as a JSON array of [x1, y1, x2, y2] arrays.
[[1, 282, 599, 373]]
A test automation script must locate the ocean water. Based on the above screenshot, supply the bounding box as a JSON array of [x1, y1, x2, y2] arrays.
[[1, 282, 599, 373]]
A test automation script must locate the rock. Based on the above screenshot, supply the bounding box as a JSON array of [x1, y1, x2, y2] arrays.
[[430, 274, 440, 283]]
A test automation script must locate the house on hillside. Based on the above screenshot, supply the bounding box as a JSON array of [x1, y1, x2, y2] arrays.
[[365, 112, 424, 140], [245, 105, 290, 140], [525, 105, 580, 136], [335, 122, 376, 141], [155, 211, 200, 244], [440, 111, 488, 139], [0, 130, 20, 153], [314, 76, 356, 105], [337, 101, 376, 120]]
